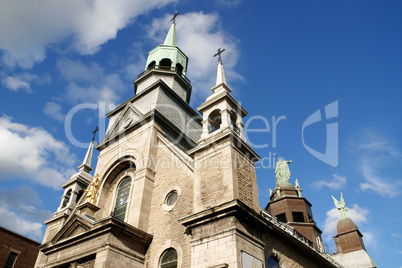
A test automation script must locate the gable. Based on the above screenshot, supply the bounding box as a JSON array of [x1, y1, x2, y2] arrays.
[[103, 103, 144, 142], [52, 215, 93, 243]]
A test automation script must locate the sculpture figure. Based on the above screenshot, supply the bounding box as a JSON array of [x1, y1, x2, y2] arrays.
[[332, 192, 347, 219], [295, 179, 302, 197], [275, 158, 292, 185], [85, 174, 100, 204]]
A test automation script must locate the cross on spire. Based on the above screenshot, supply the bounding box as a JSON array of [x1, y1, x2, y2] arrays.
[[213, 48, 226, 62], [92, 125, 99, 142], [170, 11, 179, 24]]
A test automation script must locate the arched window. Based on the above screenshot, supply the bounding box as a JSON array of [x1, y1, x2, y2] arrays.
[[61, 189, 72, 208], [160, 248, 177, 268], [147, 61, 156, 70], [176, 63, 183, 75], [267, 257, 280, 268], [160, 58, 172, 69], [208, 109, 221, 133], [230, 111, 239, 133], [113, 176, 131, 221]]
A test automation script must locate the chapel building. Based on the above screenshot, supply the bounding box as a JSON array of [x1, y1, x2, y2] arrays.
[[34, 17, 376, 268]]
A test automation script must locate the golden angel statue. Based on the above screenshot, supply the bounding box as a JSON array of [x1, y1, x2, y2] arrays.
[[85, 174, 100, 204]]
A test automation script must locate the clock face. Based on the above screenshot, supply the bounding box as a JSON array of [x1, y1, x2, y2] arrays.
[[123, 117, 132, 129]]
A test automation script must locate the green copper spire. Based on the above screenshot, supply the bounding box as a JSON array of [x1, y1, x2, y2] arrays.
[[163, 22, 176, 46], [144, 13, 188, 76]]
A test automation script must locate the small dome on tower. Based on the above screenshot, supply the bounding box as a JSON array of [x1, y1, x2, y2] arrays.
[[337, 218, 359, 234]]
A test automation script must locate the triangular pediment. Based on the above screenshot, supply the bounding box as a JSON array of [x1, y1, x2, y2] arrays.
[[103, 103, 144, 142], [52, 214, 93, 243]]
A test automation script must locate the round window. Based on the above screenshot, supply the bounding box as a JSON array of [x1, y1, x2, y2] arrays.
[[165, 190, 178, 206]]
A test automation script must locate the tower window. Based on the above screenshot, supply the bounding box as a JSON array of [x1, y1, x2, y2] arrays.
[[160, 58, 172, 69], [176, 63, 183, 75], [147, 61, 156, 70], [292, 212, 305, 223], [230, 111, 239, 134], [113, 176, 131, 221], [160, 248, 177, 268], [208, 109, 222, 133], [5, 251, 19, 268], [275, 213, 287, 223], [61, 189, 72, 208]]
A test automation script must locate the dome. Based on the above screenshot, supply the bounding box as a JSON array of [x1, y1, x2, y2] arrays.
[[337, 218, 358, 234], [278, 182, 296, 190]]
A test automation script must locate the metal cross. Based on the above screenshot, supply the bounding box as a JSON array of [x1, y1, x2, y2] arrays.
[[213, 48, 226, 62], [170, 11, 179, 24], [92, 125, 99, 142]]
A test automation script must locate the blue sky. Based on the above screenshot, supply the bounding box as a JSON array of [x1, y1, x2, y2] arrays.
[[0, 0, 401, 266]]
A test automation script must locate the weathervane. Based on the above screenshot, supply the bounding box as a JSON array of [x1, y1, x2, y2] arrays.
[[92, 125, 99, 142], [213, 48, 226, 62], [170, 11, 179, 24]]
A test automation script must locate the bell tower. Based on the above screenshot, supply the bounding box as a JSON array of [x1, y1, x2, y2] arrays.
[[189, 52, 260, 213], [265, 159, 324, 251]]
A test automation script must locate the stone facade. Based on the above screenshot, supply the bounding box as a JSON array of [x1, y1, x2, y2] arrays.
[[35, 19, 376, 268]]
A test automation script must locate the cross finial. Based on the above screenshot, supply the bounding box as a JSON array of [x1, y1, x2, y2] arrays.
[[92, 125, 99, 142], [213, 48, 226, 62], [170, 11, 179, 24]]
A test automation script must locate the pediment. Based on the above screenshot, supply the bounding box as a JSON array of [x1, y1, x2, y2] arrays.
[[103, 103, 144, 142], [52, 214, 93, 243]]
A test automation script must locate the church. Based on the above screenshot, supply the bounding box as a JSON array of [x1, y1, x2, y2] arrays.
[[34, 15, 377, 268]]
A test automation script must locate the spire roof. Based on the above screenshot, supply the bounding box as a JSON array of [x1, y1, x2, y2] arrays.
[[163, 22, 176, 46], [216, 60, 227, 86], [78, 140, 94, 173]]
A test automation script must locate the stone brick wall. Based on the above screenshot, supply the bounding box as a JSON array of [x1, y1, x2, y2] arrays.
[[236, 153, 256, 210], [144, 139, 194, 267]]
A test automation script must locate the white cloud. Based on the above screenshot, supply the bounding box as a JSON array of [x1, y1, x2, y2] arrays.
[[57, 59, 125, 107], [0, 205, 44, 241], [359, 160, 400, 197], [312, 174, 347, 190], [2, 76, 32, 93], [147, 12, 242, 99], [323, 204, 370, 241], [0, 0, 177, 68], [1, 72, 51, 93], [347, 131, 402, 197], [391, 232, 402, 238], [44, 102, 65, 122], [0, 116, 76, 189]]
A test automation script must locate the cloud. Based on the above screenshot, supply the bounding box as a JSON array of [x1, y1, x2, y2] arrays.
[[0, 0, 177, 68], [347, 131, 402, 197], [391, 232, 402, 238], [44, 102, 65, 122], [0, 205, 44, 241], [57, 59, 125, 107], [0, 116, 76, 189], [0, 186, 52, 223], [147, 12, 242, 99], [322, 204, 370, 241], [312, 174, 347, 190], [2, 76, 32, 93], [1, 72, 51, 93]]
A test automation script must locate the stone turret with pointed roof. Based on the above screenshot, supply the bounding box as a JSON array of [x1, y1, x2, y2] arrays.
[[57, 140, 95, 214], [188, 53, 260, 214]]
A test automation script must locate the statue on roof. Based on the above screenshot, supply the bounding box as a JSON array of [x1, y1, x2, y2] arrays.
[[275, 158, 292, 185], [332, 192, 347, 219], [85, 174, 100, 204]]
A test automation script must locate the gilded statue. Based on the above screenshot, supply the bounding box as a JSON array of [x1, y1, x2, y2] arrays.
[[332, 192, 347, 219], [85, 174, 100, 204]]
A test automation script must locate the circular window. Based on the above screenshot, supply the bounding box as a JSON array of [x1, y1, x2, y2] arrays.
[[165, 190, 178, 206]]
